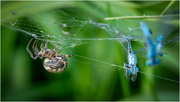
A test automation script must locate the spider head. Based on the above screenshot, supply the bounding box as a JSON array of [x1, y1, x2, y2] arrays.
[[38, 48, 50, 57]]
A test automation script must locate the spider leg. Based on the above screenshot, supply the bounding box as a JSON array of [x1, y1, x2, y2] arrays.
[[55, 49, 62, 56], [38, 41, 45, 59], [54, 37, 61, 50], [35, 39, 41, 54], [63, 54, 74, 58], [32, 39, 39, 57], [40, 41, 44, 50], [45, 36, 51, 48], [26, 38, 38, 60], [57, 49, 61, 53], [34, 40, 45, 59]]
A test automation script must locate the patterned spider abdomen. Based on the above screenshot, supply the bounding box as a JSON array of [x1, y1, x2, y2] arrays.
[[43, 55, 67, 73]]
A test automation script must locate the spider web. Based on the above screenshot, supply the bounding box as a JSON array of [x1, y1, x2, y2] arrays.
[[1, 10, 89, 49], [1, 8, 179, 84]]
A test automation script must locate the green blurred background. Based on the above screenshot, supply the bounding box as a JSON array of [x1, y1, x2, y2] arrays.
[[1, 1, 179, 101]]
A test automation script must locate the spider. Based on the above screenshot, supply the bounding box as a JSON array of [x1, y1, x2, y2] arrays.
[[26, 37, 73, 73]]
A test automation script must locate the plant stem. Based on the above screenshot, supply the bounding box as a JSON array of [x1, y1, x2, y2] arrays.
[[104, 14, 179, 20], [160, 0, 175, 15]]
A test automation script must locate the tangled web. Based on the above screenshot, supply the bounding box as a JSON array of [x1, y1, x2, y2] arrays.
[[1, 9, 179, 83]]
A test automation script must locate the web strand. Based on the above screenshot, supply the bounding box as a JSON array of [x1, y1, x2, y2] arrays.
[[73, 54, 179, 84]]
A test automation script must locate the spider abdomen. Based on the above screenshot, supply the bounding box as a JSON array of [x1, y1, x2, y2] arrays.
[[43, 56, 67, 73]]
